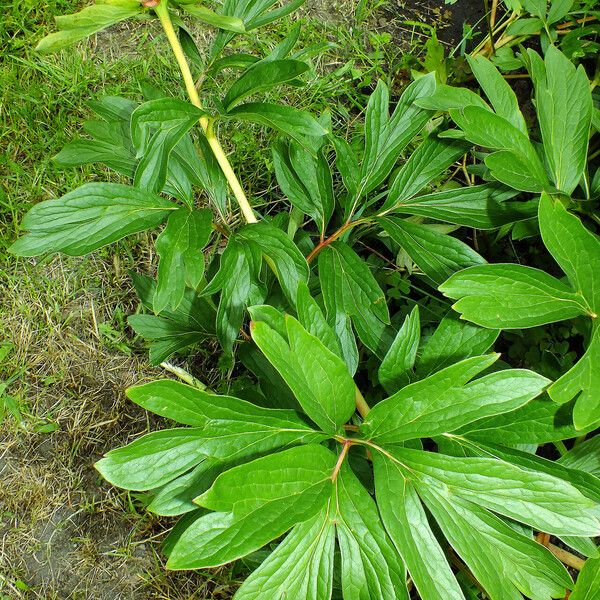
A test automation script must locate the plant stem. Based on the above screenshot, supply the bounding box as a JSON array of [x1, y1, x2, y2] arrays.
[[155, 1, 258, 224], [306, 218, 368, 264], [355, 387, 370, 417]]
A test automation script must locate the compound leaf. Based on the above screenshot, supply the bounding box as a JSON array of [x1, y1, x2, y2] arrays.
[[154, 208, 212, 313], [334, 464, 409, 600], [440, 264, 590, 328], [10, 183, 176, 257], [234, 508, 335, 600], [363, 355, 549, 443], [167, 444, 336, 569], [250, 316, 356, 434], [373, 453, 464, 600]]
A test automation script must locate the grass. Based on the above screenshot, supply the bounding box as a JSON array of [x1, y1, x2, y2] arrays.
[[0, 0, 452, 597]]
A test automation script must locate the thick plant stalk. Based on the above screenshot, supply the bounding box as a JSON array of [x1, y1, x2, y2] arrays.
[[155, 1, 258, 224]]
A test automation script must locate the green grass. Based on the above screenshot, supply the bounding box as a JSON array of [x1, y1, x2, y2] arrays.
[[0, 1, 439, 597]]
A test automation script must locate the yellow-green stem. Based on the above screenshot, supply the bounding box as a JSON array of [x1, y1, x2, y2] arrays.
[[155, 1, 258, 224], [355, 387, 370, 417]]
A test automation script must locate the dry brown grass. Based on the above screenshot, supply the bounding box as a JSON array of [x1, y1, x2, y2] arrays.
[[0, 248, 238, 599]]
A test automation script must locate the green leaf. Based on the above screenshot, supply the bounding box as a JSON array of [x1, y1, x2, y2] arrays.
[[238, 221, 309, 306], [467, 55, 527, 134], [572, 557, 600, 600], [36, 4, 142, 53], [334, 464, 409, 600], [272, 139, 334, 235], [417, 484, 572, 599], [440, 264, 590, 328], [380, 217, 486, 285], [539, 194, 600, 315], [397, 447, 600, 536], [128, 272, 215, 365], [385, 184, 531, 229], [378, 306, 420, 394], [201, 237, 265, 353], [129, 98, 204, 193], [167, 444, 336, 569], [372, 453, 464, 600], [179, 3, 246, 32], [363, 354, 549, 443], [359, 75, 436, 199], [457, 397, 585, 445], [97, 380, 325, 491], [234, 508, 335, 600], [379, 135, 470, 213], [227, 103, 326, 149], [148, 458, 229, 516], [295, 281, 342, 359], [415, 84, 489, 112], [506, 16, 544, 35], [319, 242, 390, 325], [130, 98, 204, 148], [415, 313, 499, 378], [559, 435, 600, 478], [95, 428, 211, 491], [449, 105, 549, 192], [250, 316, 356, 434], [531, 46, 593, 194], [10, 183, 176, 257], [223, 60, 309, 110], [154, 208, 212, 313], [549, 327, 600, 429], [54, 138, 136, 177]]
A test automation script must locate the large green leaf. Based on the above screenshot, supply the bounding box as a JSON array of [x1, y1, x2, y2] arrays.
[[10, 183, 176, 257], [385, 184, 532, 229], [559, 436, 600, 478], [250, 316, 356, 434], [223, 60, 309, 110], [378, 306, 420, 394], [379, 135, 470, 213], [397, 448, 600, 536], [295, 281, 342, 359], [380, 217, 486, 284], [415, 313, 498, 378], [448, 106, 549, 192], [530, 46, 593, 195], [571, 557, 600, 600], [148, 458, 229, 517], [234, 508, 335, 600], [334, 464, 409, 600], [272, 139, 334, 235], [238, 222, 308, 306], [359, 75, 436, 201], [362, 354, 549, 443], [457, 397, 585, 445], [36, 3, 142, 53], [418, 484, 572, 599], [372, 453, 464, 600], [154, 208, 212, 313], [201, 237, 265, 353], [467, 54, 527, 134], [539, 194, 600, 315], [440, 264, 590, 328], [319, 242, 390, 324], [227, 103, 327, 149], [97, 381, 325, 490], [167, 444, 336, 569]]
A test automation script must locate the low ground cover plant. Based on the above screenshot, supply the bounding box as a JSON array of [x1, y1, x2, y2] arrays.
[[9, 0, 600, 597]]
